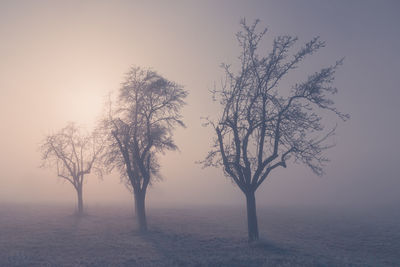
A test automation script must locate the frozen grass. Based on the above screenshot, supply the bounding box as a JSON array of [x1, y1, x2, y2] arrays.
[[0, 204, 399, 266]]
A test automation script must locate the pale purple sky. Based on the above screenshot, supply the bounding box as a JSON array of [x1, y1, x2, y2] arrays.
[[0, 0, 399, 209]]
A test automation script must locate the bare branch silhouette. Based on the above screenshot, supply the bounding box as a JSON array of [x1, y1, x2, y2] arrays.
[[40, 122, 105, 216], [202, 19, 349, 242], [101, 66, 187, 232]]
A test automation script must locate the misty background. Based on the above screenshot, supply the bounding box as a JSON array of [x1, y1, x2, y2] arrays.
[[0, 0, 399, 210]]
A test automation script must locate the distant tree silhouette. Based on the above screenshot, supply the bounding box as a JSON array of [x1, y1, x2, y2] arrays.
[[102, 66, 187, 232], [40, 123, 104, 216], [202, 19, 349, 242]]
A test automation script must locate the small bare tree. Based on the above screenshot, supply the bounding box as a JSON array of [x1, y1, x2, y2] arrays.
[[102, 66, 187, 232], [40, 123, 104, 216], [203, 20, 349, 242]]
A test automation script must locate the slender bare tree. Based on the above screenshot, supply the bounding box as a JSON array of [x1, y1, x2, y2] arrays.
[[202, 19, 349, 242], [40, 123, 104, 216], [102, 66, 187, 232]]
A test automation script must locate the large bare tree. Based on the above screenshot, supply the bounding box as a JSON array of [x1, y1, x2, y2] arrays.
[[40, 123, 104, 216], [102, 66, 187, 232], [203, 20, 349, 242]]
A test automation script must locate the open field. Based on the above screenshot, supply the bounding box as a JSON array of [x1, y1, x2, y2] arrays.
[[0, 204, 399, 266]]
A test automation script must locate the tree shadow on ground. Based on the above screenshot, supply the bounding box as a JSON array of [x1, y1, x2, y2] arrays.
[[140, 228, 299, 267]]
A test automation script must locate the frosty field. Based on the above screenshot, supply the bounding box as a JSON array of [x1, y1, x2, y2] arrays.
[[0, 204, 399, 266]]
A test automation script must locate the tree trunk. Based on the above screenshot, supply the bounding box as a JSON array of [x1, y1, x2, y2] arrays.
[[245, 190, 259, 242], [77, 185, 84, 216], [134, 191, 147, 232]]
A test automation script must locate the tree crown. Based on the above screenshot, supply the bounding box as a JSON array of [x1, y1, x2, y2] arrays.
[[40, 122, 104, 187], [102, 66, 187, 189], [203, 20, 348, 192]]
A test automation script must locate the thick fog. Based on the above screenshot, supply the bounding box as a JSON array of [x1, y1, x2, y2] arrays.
[[0, 0, 399, 210]]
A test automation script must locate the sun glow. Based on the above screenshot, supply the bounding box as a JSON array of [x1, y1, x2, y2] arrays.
[[61, 84, 106, 129]]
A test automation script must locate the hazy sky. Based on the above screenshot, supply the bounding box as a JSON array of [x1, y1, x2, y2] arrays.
[[0, 0, 399, 209]]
